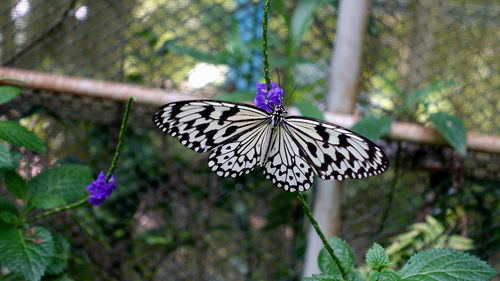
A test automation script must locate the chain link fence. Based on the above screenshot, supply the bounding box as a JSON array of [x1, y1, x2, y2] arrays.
[[1, 0, 499, 280]]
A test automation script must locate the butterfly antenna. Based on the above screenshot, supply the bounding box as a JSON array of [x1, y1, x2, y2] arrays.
[[275, 67, 281, 88], [284, 84, 298, 104]]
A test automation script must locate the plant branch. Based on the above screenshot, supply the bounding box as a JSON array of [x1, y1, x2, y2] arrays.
[[26, 196, 89, 223], [262, 0, 272, 89], [296, 192, 348, 280], [106, 97, 135, 180], [26, 97, 135, 222]]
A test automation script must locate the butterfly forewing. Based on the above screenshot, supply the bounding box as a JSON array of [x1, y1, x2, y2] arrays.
[[153, 100, 270, 153], [283, 116, 389, 181]]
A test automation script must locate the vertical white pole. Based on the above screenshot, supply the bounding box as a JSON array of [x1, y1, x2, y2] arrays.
[[303, 0, 370, 276]]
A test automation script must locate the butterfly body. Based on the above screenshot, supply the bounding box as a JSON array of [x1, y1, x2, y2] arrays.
[[153, 100, 389, 192]]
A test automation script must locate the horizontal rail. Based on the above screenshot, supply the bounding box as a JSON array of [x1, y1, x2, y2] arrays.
[[1, 67, 499, 154]]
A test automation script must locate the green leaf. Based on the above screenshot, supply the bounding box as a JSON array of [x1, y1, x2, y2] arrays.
[[0, 121, 46, 153], [318, 237, 355, 275], [0, 197, 18, 229], [0, 211, 19, 225], [350, 116, 392, 141], [366, 243, 391, 270], [399, 249, 496, 281], [0, 86, 21, 105], [406, 81, 456, 110], [0, 227, 55, 281], [29, 164, 92, 203], [45, 233, 69, 275], [429, 112, 467, 155], [379, 76, 405, 101], [215, 91, 255, 103], [291, 0, 321, 51], [297, 100, 325, 121], [0, 273, 28, 281], [0, 142, 14, 170], [31, 193, 66, 209], [5, 170, 29, 200], [303, 273, 343, 281], [369, 270, 402, 281]]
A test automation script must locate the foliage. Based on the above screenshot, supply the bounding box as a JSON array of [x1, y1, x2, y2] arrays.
[[304, 239, 495, 281], [0, 84, 132, 281], [386, 214, 474, 268], [352, 78, 467, 155]]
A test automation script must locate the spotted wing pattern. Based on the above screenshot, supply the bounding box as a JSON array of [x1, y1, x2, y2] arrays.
[[153, 100, 271, 176], [262, 125, 315, 192], [283, 116, 389, 182]]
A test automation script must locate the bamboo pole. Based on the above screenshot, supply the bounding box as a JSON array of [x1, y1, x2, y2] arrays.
[[1, 67, 499, 153]]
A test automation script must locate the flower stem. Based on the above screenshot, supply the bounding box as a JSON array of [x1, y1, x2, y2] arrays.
[[26, 196, 90, 223], [262, 0, 272, 89], [296, 192, 348, 280], [106, 97, 135, 181], [26, 97, 135, 223]]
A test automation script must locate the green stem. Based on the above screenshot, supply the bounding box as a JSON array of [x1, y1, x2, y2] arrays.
[[262, 0, 272, 89], [27, 196, 90, 223], [26, 97, 135, 223], [377, 141, 401, 233], [106, 97, 135, 181], [296, 192, 348, 280]]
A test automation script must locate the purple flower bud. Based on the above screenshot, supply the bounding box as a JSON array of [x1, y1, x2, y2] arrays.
[[86, 171, 116, 206]]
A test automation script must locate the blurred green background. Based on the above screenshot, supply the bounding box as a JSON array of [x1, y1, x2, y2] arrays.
[[1, 0, 499, 280]]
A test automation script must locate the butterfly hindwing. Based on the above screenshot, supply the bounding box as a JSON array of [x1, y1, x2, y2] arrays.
[[262, 125, 315, 192], [283, 116, 389, 181]]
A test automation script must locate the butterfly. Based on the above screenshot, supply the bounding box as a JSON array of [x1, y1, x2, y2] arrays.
[[153, 100, 389, 192]]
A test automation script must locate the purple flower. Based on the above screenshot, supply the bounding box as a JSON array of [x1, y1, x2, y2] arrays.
[[86, 171, 116, 206], [254, 81, 284, 112]]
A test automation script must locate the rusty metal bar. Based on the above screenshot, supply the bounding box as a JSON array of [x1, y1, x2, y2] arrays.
[[1, 67, 499, 154]]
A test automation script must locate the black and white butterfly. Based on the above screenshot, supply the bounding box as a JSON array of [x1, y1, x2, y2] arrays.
[[153, 100, 389, 192]]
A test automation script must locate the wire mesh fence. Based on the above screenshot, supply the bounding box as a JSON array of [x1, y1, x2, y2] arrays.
[[1, 0, 499, 280]]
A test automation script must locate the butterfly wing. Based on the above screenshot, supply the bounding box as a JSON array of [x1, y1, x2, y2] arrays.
[[283, 116, 389, 181], [262, 125, 316, 192], [153, 100, 272, 177]]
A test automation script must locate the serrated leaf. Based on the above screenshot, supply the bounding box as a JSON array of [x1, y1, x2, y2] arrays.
[[350, 116, 392, 141], [31, 193, 66, 209], [0, 227, 55, 281], [369, 270, 402, 281], [366, 243, 391, 269], [406, 81, 455, 109], [318, 237, 355, 275], [0, 211, 19, 225], [29, 164, 92, 203], [5, 170, 29, 200], [45, 233, 69, 275], [0, 86, 21, 105], [297, 100, 325, 121], [349, 270, 365, 281], [430, 112, 467, 155], [303, 273, 343, 281], [0, 121, 46, 153], [0, 142, 14, 169], [291, 0, 321, 51], [216, 91, 255, 102], [399, 249, 496, 281]]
